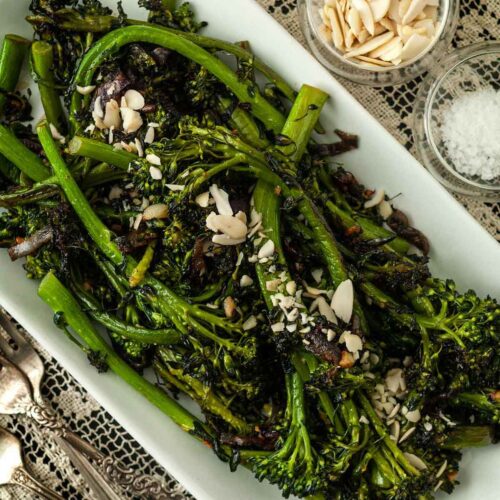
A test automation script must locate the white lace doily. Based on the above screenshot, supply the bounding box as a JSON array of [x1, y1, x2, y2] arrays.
[[1, 1, 498, 499]]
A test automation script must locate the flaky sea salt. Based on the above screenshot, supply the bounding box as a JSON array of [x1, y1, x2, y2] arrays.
[[441, 89, 500, 182]]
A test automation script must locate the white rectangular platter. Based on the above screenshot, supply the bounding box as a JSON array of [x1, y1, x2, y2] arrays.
[[1, 1, 499, 499]]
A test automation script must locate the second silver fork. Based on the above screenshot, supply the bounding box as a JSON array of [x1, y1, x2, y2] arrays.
[[0, 313, 174, 500]]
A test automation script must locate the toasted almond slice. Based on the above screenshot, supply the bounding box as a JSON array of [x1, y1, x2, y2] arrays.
[[331, 279, 354, 323], [344, 28, 355, 49], [379, 17, 396, 32], [355, 55, 393, 66], [319, 7, 328, 25], [319, 23, 333, 43], [402, 0, 428, 25], [413, 18, 436, 37], [345, 31, 394, 58], [423, 6, 438, 22], [399, 0, 412, 20], [373, 22, 388, 35], [352, 0, 375, 35], [335, 0, 350, 41], [380, 42, 403, 61], [400, 24, 427, 42], [369, 36, 402, 59], [369, 0, 390, 22], [346, 7, 363, 37], [400, 33, 430, 61], [328, 6, 345, 49], [404, 452, 427, 471], [356, 28, 370, 43], [388, 0, 401, 22]]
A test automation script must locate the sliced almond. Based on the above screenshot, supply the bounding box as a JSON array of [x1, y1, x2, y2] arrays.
[[103, 99, 121, 130], [352, 0, 375, 35], [402, 0, 428, 25], [346, 7, 363, 37], [143, 203, 168, 220], [195, 191, 210, 208], [404, 452, 427, 471], [209, 184, 233, 216], [319, 6, 328, 25], [328, 5, 345, 49], [212, 234, 245, 246], [401, 33, 430, 61], [423, 5, 438, 22], [344, 28, 355, 48], [76, 85, 96, 95], [120, 108, 143, 134], [258, 239, 275, 259], [398, 0, 412, 20], [379, 40, 403, 61], [335, 0, 350, 41], [356, 28, 370, 43], [354, 55, 392, 67], [379, 17, 396, 33], [373, 22, 388, 36], [206, 214, 247, 239], [124, 89, 145, 110], [319, 23, 333, 43], [331, 279, 354, 323], [388, 0, 402, 23], [345, 31, 394, 58], [317, 296, 338, 324], [369, 37, 402, 59], [412, 18, 436, 37], [369, 0, 390, 22]]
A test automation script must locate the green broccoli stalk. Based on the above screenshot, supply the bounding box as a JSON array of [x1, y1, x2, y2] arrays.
[[0, 124, 50, 182], [31, 41, 66, 132], [0, 34, 31, 113], [252, 371, 327, 498], [38, 271, 202, 433], [68, 136, 136, 170], [69, 25, 285, 134]]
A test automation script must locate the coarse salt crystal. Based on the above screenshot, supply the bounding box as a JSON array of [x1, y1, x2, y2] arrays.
[[441, 89, 500, 182]]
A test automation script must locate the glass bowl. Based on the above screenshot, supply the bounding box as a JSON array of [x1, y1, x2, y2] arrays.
[[297, 0, 460, 86], [413, 42, 500, 200]]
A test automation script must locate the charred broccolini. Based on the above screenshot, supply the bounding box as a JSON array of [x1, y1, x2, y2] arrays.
[[0, 1, 498, 499]]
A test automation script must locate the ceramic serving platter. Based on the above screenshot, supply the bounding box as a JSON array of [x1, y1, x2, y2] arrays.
[[0, 1, 498, 498]]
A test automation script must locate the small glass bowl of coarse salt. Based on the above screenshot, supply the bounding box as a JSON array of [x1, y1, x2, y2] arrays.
[[298, 0, 460, 86], [413, 41, 500, 200]]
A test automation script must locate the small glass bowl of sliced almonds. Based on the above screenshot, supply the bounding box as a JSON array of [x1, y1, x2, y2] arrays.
[[298, 0, 460, 86]]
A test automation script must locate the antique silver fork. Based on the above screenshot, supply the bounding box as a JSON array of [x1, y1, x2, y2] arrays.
[[0, 314, 174, 499], [0, 426, 64, 500]]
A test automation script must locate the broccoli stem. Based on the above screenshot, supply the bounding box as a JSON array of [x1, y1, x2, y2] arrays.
[[31, 41, 66, 132], [440, 425, 494, 450], [38, 271, 202, 433], [37, 121, 123, 264], [70, 25, 285, 134], [155, 348, 253, 434], [357, 392, 419, 476], [68, 136, 136, 170], [27, 12, 297, 105], [81, 163, 126, 188], [0, 182, 59, 207], [218, 97, 269, 149], [0, 124, 50, 182], [40, 123, 247, 357], [0, 34, 31, 112], [72, 281, 180, 345]]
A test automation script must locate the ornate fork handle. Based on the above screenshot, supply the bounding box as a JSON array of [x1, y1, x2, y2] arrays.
[[12, 466, 64, 500], [23, 400, 175, 499]]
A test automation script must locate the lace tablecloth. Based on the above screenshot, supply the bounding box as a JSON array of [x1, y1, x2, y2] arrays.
[[1, 1, 498, 499]]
